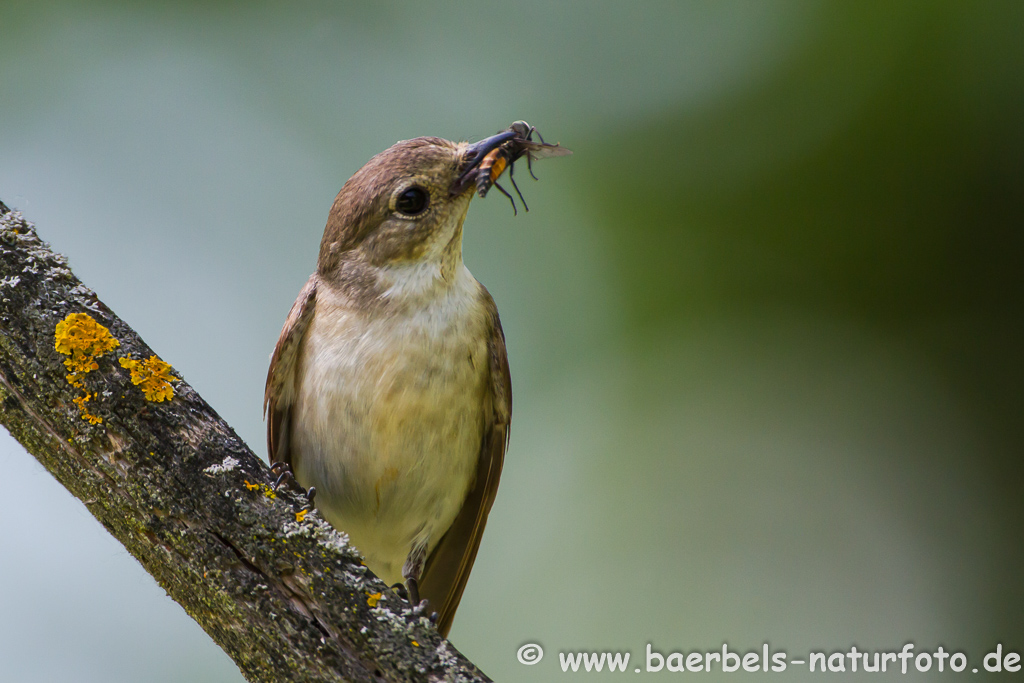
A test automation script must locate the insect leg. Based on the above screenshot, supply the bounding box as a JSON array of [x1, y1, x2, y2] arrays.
[[508, 160, 530, 212], [525, 152, 540, 181], [492, 180, 518, 216]]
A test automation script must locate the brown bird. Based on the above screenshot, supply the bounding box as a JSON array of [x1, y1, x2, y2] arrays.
[[264, 124, 568, 636]]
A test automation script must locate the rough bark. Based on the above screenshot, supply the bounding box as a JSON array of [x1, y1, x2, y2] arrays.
[[0, 200, 491, 683]]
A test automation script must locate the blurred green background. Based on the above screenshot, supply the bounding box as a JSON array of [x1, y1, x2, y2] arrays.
[[2, 1, 1022, 681]]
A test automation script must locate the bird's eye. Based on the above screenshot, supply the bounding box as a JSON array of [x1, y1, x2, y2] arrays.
[[395, 186, 429, 216]]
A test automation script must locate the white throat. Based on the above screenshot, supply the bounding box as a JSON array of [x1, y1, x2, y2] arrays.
[[377, 208, 469, 306]]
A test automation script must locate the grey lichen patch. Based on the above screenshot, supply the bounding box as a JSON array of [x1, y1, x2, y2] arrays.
[[310, 517, 358, 559], [70, 283, 99, 304], [0, 213, 85, 291], [429, 650, 474, 683], [204, 455, 240, 475], [435, 640, 457, 664], [282, 520, 314, 539], [370, 599, 432, 636], [0, 209, 32, 237], [343, 569, 369, 587]]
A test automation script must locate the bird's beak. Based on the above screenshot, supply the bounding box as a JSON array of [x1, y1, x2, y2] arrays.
[[449, 129, 520, 197]]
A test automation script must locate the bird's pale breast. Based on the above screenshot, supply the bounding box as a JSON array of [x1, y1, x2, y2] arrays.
[[290, 267, 490, 585]]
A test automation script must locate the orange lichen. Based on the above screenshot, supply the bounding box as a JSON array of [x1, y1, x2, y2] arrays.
[[54, 312, 120, 423], [72, 394, 102, 425], [242, 480, 277, 498], [366, 592, 382, 607], [118, 355, 179, 402], [55, 312, 120, 359], [295, 509, 308, 522]]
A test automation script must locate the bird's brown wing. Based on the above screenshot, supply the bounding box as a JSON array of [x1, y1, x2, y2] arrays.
[[264, 276, 317, 468], [419, 288, 512, 637]]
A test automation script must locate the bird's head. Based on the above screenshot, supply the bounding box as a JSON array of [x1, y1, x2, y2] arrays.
[[317, 131, 519, 276]]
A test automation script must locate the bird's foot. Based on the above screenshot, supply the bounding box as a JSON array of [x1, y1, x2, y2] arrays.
[[409, 600, 434, 619], [406, 577, 420, 605], [402, 577, 434, 619], [269, 463, 316, 507], [269, 461, 291, 488]]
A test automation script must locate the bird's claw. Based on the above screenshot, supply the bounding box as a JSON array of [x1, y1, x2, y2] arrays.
[[398, 577, 433, 619], [273, 468, 294, 490], [269, 463, 316, 506], [409, 599, 433, 618]]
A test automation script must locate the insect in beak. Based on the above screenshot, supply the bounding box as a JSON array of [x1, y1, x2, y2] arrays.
[[450, 122, 571, 215], [450, 129, 519, 198]]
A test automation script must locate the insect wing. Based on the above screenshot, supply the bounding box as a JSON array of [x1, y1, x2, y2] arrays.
[[518, 140, 573, 161]]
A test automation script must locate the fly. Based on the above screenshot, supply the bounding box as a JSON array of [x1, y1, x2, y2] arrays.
[[453, 121, 571, 215]]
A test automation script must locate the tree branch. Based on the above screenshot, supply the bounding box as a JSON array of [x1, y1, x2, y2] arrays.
[[0, 200, 491, 683]]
